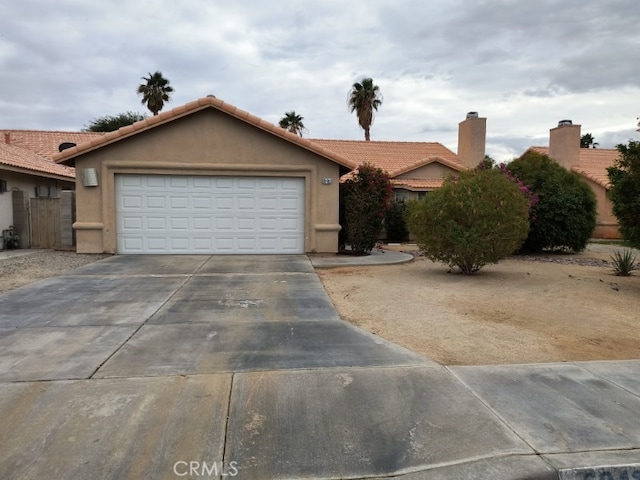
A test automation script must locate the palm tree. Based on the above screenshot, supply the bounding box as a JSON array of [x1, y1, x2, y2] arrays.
[[137, 71, 174, 116], [347, 77, 383, 141], [279, 111, 306, 136]]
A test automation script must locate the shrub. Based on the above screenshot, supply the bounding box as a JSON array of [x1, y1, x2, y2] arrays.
[[610, 249, 637, 276], [407, 168, 530, 274], [384, 198, 410, 242], [607, 141, 640, 249], [507, 151, 596, 253], [340, 163, 393, 254]]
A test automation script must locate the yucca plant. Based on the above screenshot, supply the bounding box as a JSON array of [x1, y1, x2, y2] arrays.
[[610, 249, 637, 276]]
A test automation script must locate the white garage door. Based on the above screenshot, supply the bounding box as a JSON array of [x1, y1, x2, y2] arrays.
[[115, 175, 305, 254]]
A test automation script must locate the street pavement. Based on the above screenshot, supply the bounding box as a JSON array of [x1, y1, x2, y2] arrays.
[[0, 252, 638, 479]]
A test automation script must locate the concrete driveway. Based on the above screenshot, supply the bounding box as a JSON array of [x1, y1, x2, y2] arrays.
[[0, 254, 639, 479]]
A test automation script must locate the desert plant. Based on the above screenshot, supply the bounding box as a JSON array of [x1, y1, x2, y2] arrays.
[[340, 163, 393, 254], [610, 249, 637, 276], [384, 198, 410, 242], [507, 151, 596, 253], [407, 168, 530, 274]]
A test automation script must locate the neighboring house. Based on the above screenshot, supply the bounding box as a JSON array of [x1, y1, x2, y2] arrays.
[[53, 96, 355, 255], [311, 113, 486, 200], [523, 121, 621, 239], [0, 130, 102, 248]]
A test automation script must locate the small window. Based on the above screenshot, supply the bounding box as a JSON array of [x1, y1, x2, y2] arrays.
[[35, 186, 51, 197]]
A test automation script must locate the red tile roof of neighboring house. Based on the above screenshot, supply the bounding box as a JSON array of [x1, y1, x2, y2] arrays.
[[391, 178, 449, 190], [310, 139, 463, 177], [53, 97, 357, 170], [1, 130, 103, 159], [528, 146, 620, 188], [0, 141, 75, 180]]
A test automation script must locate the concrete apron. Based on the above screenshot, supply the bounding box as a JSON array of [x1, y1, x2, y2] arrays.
[[0, 255, 638, 479]]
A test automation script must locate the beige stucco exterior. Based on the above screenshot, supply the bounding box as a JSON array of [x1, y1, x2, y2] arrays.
[[586, 177, 620, 239], [68, 108, 346, 254]]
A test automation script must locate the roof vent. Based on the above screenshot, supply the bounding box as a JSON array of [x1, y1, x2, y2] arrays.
[[58, 142, 76, 152], [558, 119, 573, 127], [466, 112, 479, 119]]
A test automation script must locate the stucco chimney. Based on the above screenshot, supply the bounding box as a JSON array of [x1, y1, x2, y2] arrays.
[[548, 120, 581, 169], [457, 112, 486, 169]]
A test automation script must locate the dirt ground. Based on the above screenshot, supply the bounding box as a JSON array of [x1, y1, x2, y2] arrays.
[[318, 243, 640, 365]]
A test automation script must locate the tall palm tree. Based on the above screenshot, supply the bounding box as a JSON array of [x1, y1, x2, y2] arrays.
[[347, 77, 383, 141], [279, 111, 306, 136], [137, 71, 174, 116]]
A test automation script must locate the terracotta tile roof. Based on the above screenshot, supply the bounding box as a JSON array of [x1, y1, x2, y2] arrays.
[[309, 139, 463, 177], [1, 130, 103, 159], [0, 141, 75, 179], [528, 146, 620, 188], [53, 97, 356, 170], [391, 178, 446, 190]]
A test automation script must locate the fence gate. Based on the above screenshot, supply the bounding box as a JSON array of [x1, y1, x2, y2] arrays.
[[30, 198, 60, 248]]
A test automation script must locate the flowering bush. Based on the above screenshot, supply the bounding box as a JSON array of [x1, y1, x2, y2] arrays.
[[407, 168, 529, 274], [507, 151, 596, 253], [340, 163, 393, 254]]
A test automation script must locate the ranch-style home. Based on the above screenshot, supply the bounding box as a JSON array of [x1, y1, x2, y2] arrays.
[[53, 96, 356, 255]]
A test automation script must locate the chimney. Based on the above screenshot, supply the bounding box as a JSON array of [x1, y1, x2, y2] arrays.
[[457, 112, 486, 169], [548, 120, 580, 169], [3, 132, 9, 144]]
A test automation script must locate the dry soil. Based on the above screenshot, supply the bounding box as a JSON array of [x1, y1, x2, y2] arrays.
[[318, 244, 640, 365]]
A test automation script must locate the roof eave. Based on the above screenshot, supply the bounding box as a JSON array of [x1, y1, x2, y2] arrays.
[[0, 163, 75, 182], [54, 97, 357, 171]]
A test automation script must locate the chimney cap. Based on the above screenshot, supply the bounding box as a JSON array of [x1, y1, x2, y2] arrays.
[[466, 111, 479, 119], [558, 119, 573, 127]]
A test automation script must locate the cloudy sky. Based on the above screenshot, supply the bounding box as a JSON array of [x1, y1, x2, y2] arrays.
[[1, 0, 639, 161]]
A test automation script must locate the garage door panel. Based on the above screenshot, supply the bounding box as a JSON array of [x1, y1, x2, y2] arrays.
[[116, 175, 304, 254]]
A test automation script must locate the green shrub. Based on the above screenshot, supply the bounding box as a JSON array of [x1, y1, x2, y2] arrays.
[[407, 168, 530, 274], [507, 151, 597, 253], [384, 198, 410, 242], [607, 141, 640, 249], [610, 249, 637, 276], [340, 163, 393, 254]]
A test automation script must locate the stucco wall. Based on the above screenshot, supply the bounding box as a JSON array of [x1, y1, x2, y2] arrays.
[[72, 109, 342, 254], [394, 162, 457, 180], [586, 179, 620, 239]]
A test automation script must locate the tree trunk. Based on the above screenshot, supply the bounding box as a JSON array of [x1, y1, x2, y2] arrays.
[[364, 127, 370, 141]]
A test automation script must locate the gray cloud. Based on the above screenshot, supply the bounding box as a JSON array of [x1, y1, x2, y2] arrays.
[[0, 0, 638, 160]]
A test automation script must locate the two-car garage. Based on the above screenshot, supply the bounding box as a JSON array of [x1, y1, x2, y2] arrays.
[[115, 175, 305, 254]]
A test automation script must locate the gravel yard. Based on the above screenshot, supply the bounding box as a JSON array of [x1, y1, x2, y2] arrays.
[[319, 242, 640, 365], [0, 250, 112, 293]]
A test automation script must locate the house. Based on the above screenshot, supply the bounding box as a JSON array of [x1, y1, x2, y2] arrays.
[[312, 112, 486, 200], [53, 96, 355, 255], [0, 130, 101, 248], [523, 121, 622, 239]]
